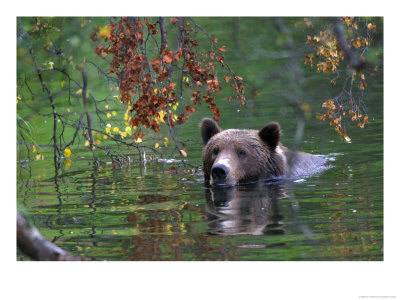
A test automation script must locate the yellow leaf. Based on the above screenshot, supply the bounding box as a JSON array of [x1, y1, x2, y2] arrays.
[[105, 104, 109, 109], [155, 143, 159, 149], [344, 136, 351, 142], [113, 127, 119, 132], [120, 131, 127, 138], [64, 148, 72, 157], [76, 89, 83, 95], [164, 137, 169, 147], [107, 113, 111, 118], [85, 140, 90, 147], [98, 25, 111, 39], [103, 135, 108, 140], [135, 137, 143, 143], [33, 146, 37, 153], [125, 127, 132, 135], [36, 153, 41, 160], [112, 111, 117, 116], [105, 127, 111, 134], [65, 158, 72, 167]]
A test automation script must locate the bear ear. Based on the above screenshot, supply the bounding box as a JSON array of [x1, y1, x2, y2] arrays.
[[258, 122, 281, 151], [201, 118, 221, 145]]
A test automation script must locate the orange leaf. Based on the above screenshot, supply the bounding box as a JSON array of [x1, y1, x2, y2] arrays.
[[170, 18, 179, 24], [218, 46, 227, 52], [163, 55, 172, 64], [180, 149, 187, 157]]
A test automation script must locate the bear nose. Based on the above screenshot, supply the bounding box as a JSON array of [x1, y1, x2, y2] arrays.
[[211, 164, 229, 181]]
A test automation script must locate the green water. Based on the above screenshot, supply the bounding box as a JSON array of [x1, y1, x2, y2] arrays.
[[17, 83, 383, 261], [16, 17, 383, 261]]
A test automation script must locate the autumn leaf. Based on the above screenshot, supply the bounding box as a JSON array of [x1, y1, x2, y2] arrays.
[[98, 25, 112, 39], [367, 23, 376, 30], [353, 40, 361, 48], [64, 148, 72, 157], [163, 54, 172, 64], [65, 158, 72, 167], [91, 17, 245, 139], [218, 46, 227, 52], [180, 149, 187, 157]]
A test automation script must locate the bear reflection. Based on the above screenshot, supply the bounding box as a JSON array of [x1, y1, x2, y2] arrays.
[[205, 183, 286, 236]]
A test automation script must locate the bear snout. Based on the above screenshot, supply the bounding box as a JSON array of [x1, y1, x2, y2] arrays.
[[211, 163, 230, 183]]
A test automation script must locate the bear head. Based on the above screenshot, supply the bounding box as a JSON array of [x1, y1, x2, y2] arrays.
[[201, 118, 286, 186]]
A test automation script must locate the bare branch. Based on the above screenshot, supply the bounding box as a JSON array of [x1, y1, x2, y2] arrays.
[[29, 47, 60, 165]]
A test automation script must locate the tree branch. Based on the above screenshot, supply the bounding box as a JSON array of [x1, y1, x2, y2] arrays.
[[159, 17, 168, 52], [29, 47, 60, 166], [333, 17, 366, 72]]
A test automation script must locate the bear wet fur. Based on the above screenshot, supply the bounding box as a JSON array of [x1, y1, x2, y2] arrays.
[[201, 118, 326, 186]]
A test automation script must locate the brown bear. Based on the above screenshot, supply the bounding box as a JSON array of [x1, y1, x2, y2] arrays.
[[201, 118, 326, 186]]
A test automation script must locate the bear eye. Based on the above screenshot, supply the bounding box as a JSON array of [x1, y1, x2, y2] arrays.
[[237, 149, 247, 158], [213, 147, 219, 155]]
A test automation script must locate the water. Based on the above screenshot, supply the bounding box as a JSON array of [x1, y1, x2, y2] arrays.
[[16, 17, 383, 261], [17, 85, 383, 261]]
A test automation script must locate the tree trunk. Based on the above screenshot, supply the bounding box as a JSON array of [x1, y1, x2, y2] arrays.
[[17, 212, 84, 261]]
